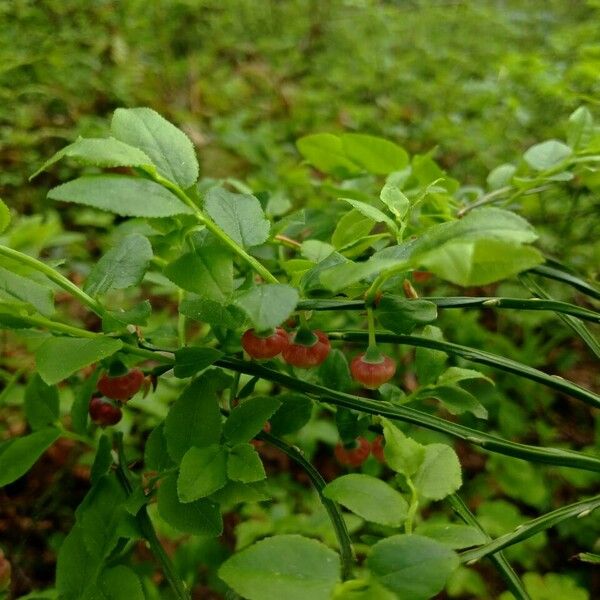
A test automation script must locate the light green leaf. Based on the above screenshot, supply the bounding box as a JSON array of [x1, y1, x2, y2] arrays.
[[0, 198, 10, 234], [204, 187, 270, 248], [173, 347, 223, 378], [567, 107, 594, 149], [223, 396, 282, 446], [367, 534, 459, 600], [437, 367, 493, 386], [341, 134, 409, 174], [165, 247, 233, 301], [523, 140, 572, 171], [24, 374, 59, 430], [319, 257, 401, 293], [219, 534, 340, 600], [381, 418, 425, 477], [0, 428, 60, 487], [30, 137, 154, 180], [323, 474, 408, 526], [0, 266, 54, 316], [84, 234, 153, 296], [499, 572, 590, 600], [331, 209, 375, 250], [36, 336, 122, 385], [296, 133, 362, 176], [413, 443, 462, 500], [157, 474, 222, 536], [234, 284, 299, 331], [178, 444, 228, 502], [418, 384, 488, 419], [414, 523, 487, 550], [380, 183, 410, 218], [376, 296, 437, 334], [340, 198, 397, 235], [48, 175, 193, 217], [227, 443, 266, 483], [301, 240, 335, 262], [487, 164, 516, 189], [111, 107, 199, 188]]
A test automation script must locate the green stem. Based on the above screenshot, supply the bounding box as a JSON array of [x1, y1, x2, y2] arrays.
[[327, 331, 600, 410], [448, 494, 530, 600], [0, 245, 105, 316], [149, 172, 278, 284], [404, 477, 418, 535], [459, 493, 600, 564], [113, 433, 190, 600], [366, 307, 377, 349], [258, 430, 355, 579], [529, 264, 600, 301]]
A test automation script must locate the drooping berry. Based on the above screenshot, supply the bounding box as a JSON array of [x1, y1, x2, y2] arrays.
[[371, 435, 385, 463], [334, 437, 371, 467], [350, 353, 396, 389], [242, 328, 288, 360], [89, 396, 122, 426], [282, 329, 330, 368], [97, 368, 145, 402]]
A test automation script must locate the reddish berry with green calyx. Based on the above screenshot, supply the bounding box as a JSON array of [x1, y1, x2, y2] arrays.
[[335, 437, 371, 467], [89, 396, 122, 426], [350, 349, 396, 389], [371, 435, 385, 463], [282, 329, 330, 368], [242, 328, 288, 359], [97, 368, 145, 401]]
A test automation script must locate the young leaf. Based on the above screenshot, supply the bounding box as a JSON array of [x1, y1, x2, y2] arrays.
[[164, 247, 233, 301], [0, 266, 54, 316], [48, 176, 193, 217], [157, 474, 222, 536], [178, 444, 228, 502], [36, 336, 123, 385], [341, 133, 409, 174], [234, 284, 299, 331], [380, 183, 410, 219], [223, 396, 282, 446], [417, 384, 488, 419], [219, 534, 340, 600], [164, 370, 228, 462], [523, 140, 572, 171], [111, 107, 199, 188], [323, 474, 409, 526], [331, 209, 375, 250], [84, 234, 153, 297], [227, 443, 266, 483], [376, 296, 437, 334], [296, 133, 362, 177], [204, 187, 270, 248], [173, 347, 223, 378], [269, 393, 313, 436], [30, 136, 154, 180], [340, 198, 397, 235], [381, 418, 425, 477], [367, 534, 459, 600], [413, 443, 462, 500], [0, 428, 60, 486], [567, 107, 594, 149], [24, 374, 59, 430]]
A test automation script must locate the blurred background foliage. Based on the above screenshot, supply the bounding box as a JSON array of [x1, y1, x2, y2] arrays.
[[0, 1, 599, 598]]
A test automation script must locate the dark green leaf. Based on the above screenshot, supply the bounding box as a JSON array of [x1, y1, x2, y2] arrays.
[[173, 347, 223, 378], [144, 422, 175, 472], [24, 374, 59, 430], [269, 393, 313, 436], [97, 565, 145, 600], [178, 444, 228, 501], [227, 443, 266, 483], [90, 434, 113, 484], [376, 296, 437, 334], [223, 396, 282, 446], [318, 349, 352, 392], [179, 295, 245, 328]]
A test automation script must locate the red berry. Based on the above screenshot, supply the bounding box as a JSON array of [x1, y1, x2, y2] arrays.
[[97, 368, 145, 401], [242, 328, 288, 359], [350, 353, 396, 389], [89, 396, 122, 426], [371, 435, 385, 463], [282, 330, 330, 368], [335, 437, 371, 467]]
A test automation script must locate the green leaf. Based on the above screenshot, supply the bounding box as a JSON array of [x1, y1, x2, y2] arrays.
[[0, 266, 54, 316], [0, 428, 60, 486], [84, 234, 153, 297], [234, 284, 299, 331], [164, 371, 227, 462], [413, 443, 462, 500], [296, 133, 362, 177], [111, 107, 199, 188], [102, 301, 152, 331], [173, 346, 223, 378], [36, 336, 122, 385], [227, 443, 266, 483], [269, 393, 313, 436], [219, 534, 340, 600], [71, 368, 98, 435], [144, 422, 175, 473], [331, 209, 375, 250], [567, 107, 594, 149], [437, 367, 493, 387], [223, 396, 282, 446], [210, 480, 270, 506], [380, 183, 410, 218], [323, 474, 409, 526], [56, 526, 97, 599], [487, 164, 516, 189], [204, 187, 270, 248], [500, 573, 589, 600], [415, 325, 447, 385], [318, 349, 352, 392], [301, 239, 335, 262], [381, 418, 425, 477], [30, 136, 154, 180], [523, 140, 572, 171], [157, 473, 222, 536], [24, 374, 59, 430], [414, 523, 487, 550], [97, 565, 145, 600], [341, 133, 409, 175], [376, 296, 437, 334], [178, 444, 228, 501], [90, 434, 113, 484], [48, 176, 193, 217], [340, 198, 397, 235], [418, 385, 488, 419], [0, 198, 11, 234], [180, 295, 246, 328], [367, 534, 459, 600], [165, 247, 233, 301]]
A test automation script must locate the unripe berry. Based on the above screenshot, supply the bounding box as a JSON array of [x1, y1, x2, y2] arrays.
[[350, 353, 396, 389], [97, 368, 145, 402], [334, 437, 371, 467], [282, 330, 330, 368], [241, 328, 288, 359]]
